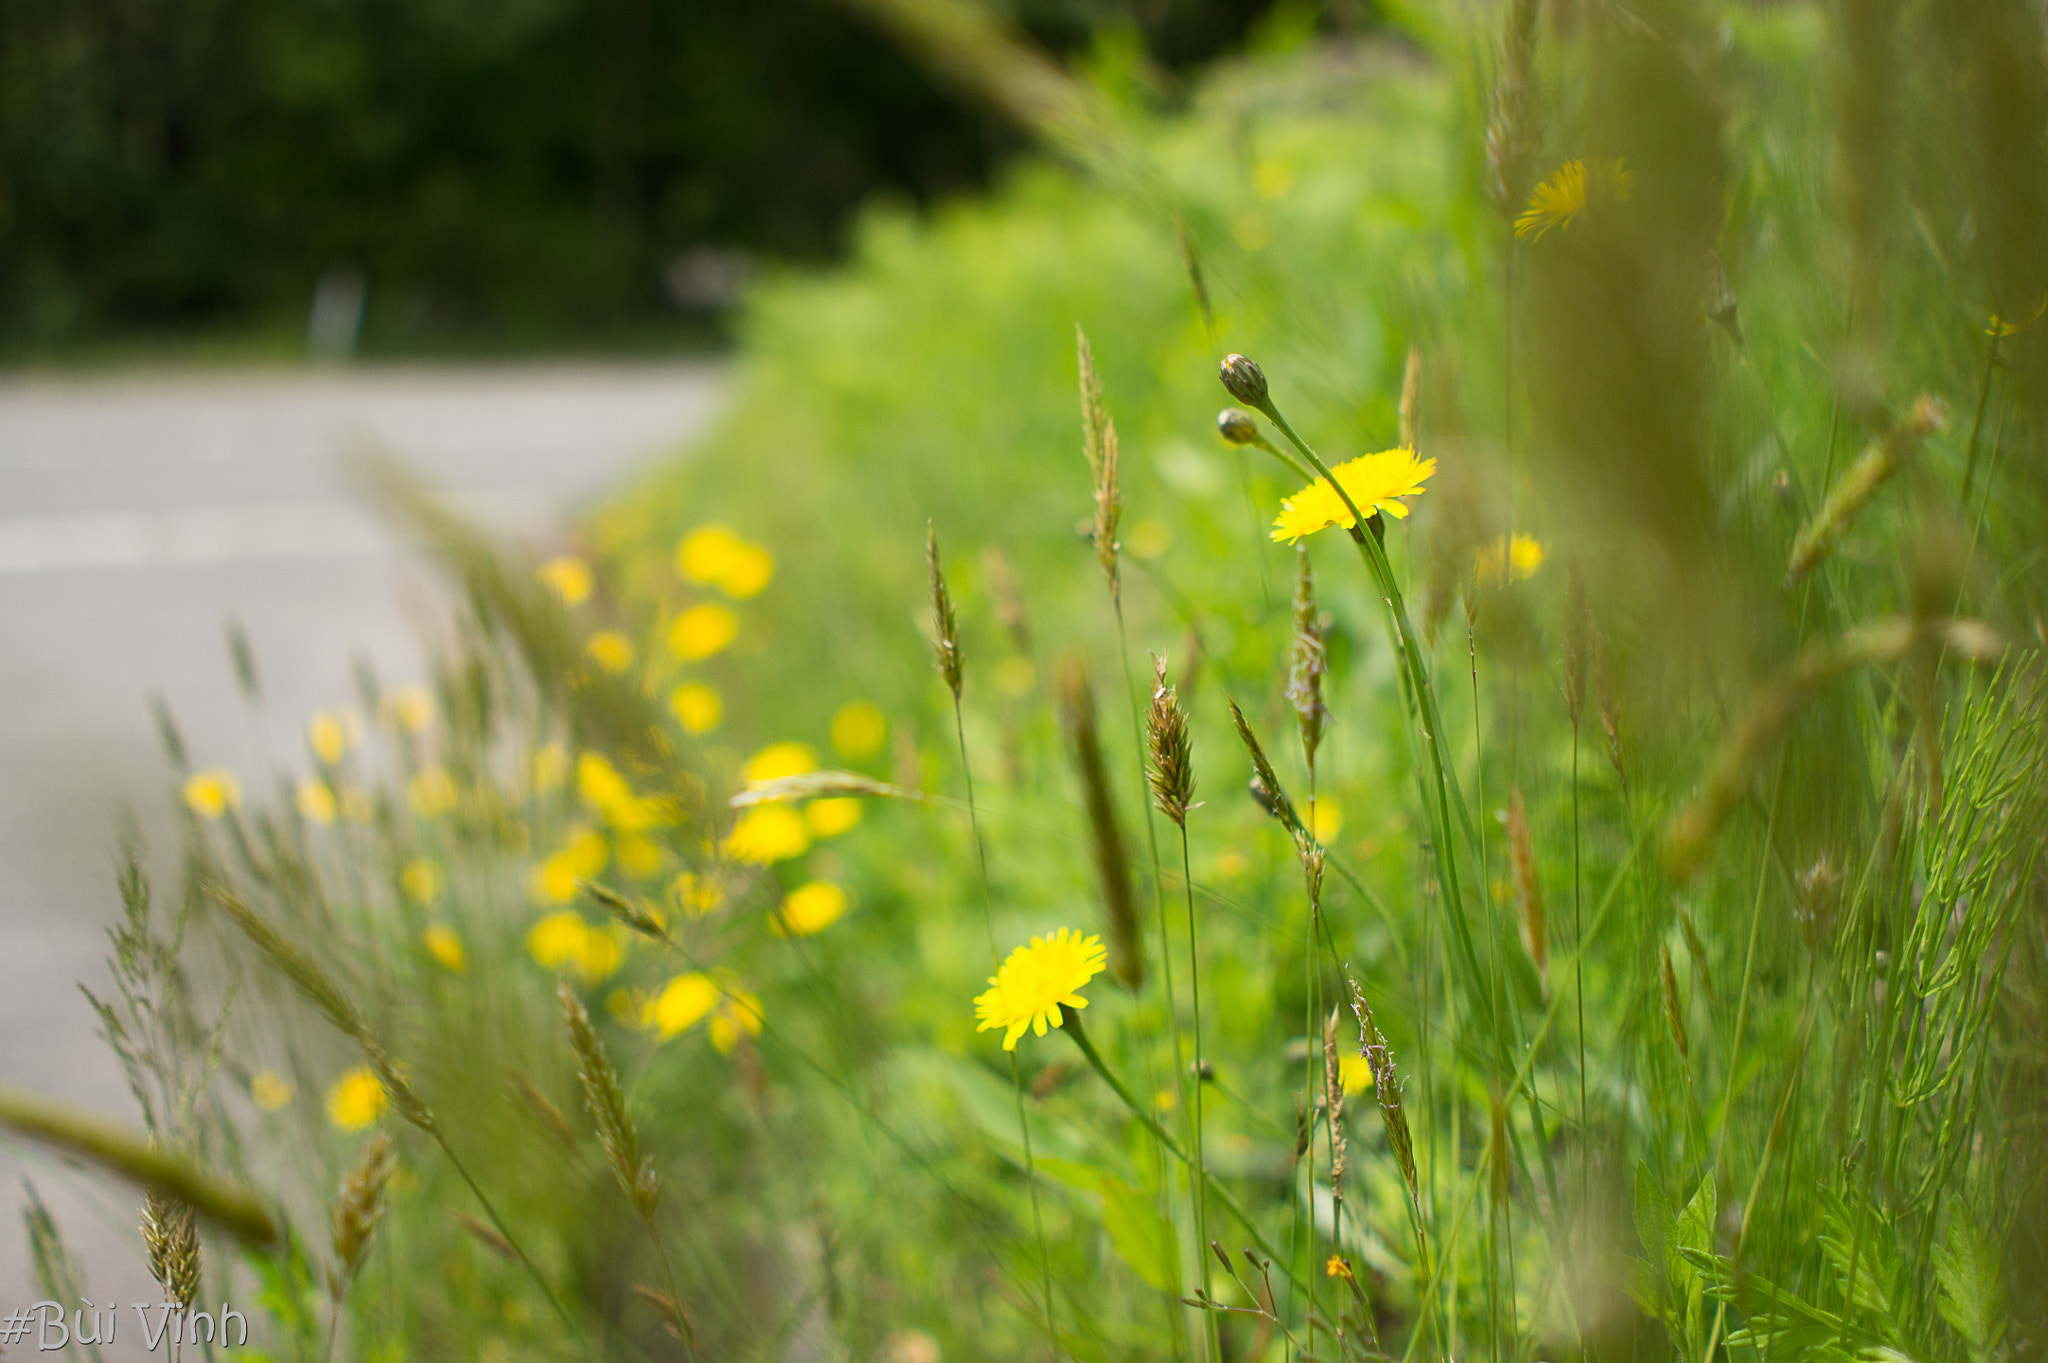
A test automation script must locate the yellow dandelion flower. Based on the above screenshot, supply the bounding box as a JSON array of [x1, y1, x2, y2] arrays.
[[1325, 1254, 1354, 1280], [973, 928, 1108, 1051], [677, 525, 775, 599], [744, 741, 817, 785], [830, 701, 885, 759], [308, 710, 357, 765], [578, 928, 622, 983], [709, 991, 763, 1053], [296, 778, 337, 825], [806, 798, 862, 838], [401, 858, 442, 906], [325, 1067, 387, 1131], [670, 872, 720, 917], [586, 630, 635, 673], [183, 769, 241, 819], [1515, 157, 1634, 242], [725, 805, 811, 863], [651, 972, 719, 1039], [539, 555, 593, 606], [1270, 449, 1436, 543], [1338, 1052, 1375, 1096], [250, 1070, 292, 1112], [1310, 799, 1344, 843], [384, 685, 435, 734], [578, 752, 657, 832], [408, 765, 457, 818], [671, 683, 722, 734], [1474, 532, 1545, 586], [718, 544, 774, 600], [528, 911, 589, 969], [533, 741, 568, 792], [424, 925, 465, 972], [669, 603, 737, 661], [617, 835, 664, 877], [565, 826, 610, 877], [777, 881, 848, 935]]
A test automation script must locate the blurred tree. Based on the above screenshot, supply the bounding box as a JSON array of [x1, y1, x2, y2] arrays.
[[0, 0, 1281, 351]]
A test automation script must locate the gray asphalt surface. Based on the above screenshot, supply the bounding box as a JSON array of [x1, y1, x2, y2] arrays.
[[0, 362, 725, 1331]]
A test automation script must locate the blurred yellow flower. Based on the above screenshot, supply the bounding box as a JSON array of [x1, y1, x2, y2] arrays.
[[806, 798, 862, 837], [1325, 1254, 1354, 1281], [725, 806, 811, 863], [744, 741, 817, 784], [401, 858, 442, 906], [586, 630, 635, 673], [296, 778, 337, 825], [578, 752, 658, 831], [526, 912, 620, 982], [1310, 799, 1344, 843], [670, 872, 720, 917], [424, 925, 465, 973], [1255, 158, 1297, 198], [1515, 157, 1633, 242], [670, 683, 723, 734], [973, 928, 1107, 1051], [617, 835, 663, 877], [533, 741, 568, 792], [830, 701, 885, 759], [1214, 848, 1248, 879], [677, 525, 775, 600], [250, 1070, 292, 1112], [565, 826, 610, 875], [384, 685, 435, 734], [531, 854, 579, 904], [777, 881, 848, 935], [1271, 450, 1435, 543], [183, 769, 241, 819], [409, 765, 457, 818], [709, 990, 763, 1053], [669, 603, 737, 660], [652, 972, 718, 1039], [325, 1067, 387, 1131], [539, 555, 594, 606], [1126, 519, 1171, 560], [1474, 532, 1545, 586], [308, 710, 357, 765], [1338, 1052, 1375, 1096]]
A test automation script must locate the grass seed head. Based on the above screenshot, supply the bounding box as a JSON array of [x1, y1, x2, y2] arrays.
[[1398, 347, 1422, 451], [1145, 654, 1196, 828], [925, 524, 963, 701], [142, 1187, 201, 1308], [559, 979, 659, 1219], [1288, 546, 1328, 771], [1078, 327, 1122, 599], [329, 1132, 396, 1298]]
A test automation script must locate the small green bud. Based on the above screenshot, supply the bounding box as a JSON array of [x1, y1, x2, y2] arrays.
[[1216, 408, 1259, 445]]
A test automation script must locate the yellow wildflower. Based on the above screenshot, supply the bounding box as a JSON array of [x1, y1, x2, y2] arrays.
[[308, 710, 357, 765], [709, 990, 763, 1053], [1338, 1052, 1375, 1096], [1310, 799, 1344, 843], [1271, 449, 1436, 543], [408, 765, 457, 818], [533, 741, 568, 792], [671, 683, 723, 734], [806, 798, 862, 838], [526, 912, 620, 983], [777, 881, 848, 935], [250, 1070, 292, 1112], [296, 778, 337, 825], [725, 806, 811, 864], [1325, 1255, 1354, 1280], [578, 752, 657, 831], [677, 525, 775, 600], [539, 555, 594, 606], [401, 859, 442, 906], [670, 872, 720, 917], [651, 972, 719, 1039], [1474, 532, 1545, 586], [830, 701, 885, 759], [586, 630, 635, 673], [183, 769, 241, 819], [744, 741, 817, 785], [565, 826, 610, 876], [325, 1067, 387, 1131], [384, 685, 435, 734], [1515, 157, 1634, 242], [973, 928, 1108, 1051], [424, 925, 465, 972], [617, 835, 664, 877], [669, 603, 737, 660]]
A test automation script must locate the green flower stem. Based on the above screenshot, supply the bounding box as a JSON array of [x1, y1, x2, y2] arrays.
[[1058, 1006, 1307, 1298]]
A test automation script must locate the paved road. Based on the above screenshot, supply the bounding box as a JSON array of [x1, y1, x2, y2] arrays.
[[0, 362, 725, 1324]]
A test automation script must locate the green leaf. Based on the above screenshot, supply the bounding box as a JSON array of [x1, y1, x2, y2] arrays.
[[1936, 1216, 2005, 1362], [1633, 1160, 1676, 1299], [1100, 1177, 1181, 1295]]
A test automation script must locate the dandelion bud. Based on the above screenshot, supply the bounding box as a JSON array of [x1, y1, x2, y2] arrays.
[[1216, 408, 1259, 445], [1219, 354, 1269, 408]]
